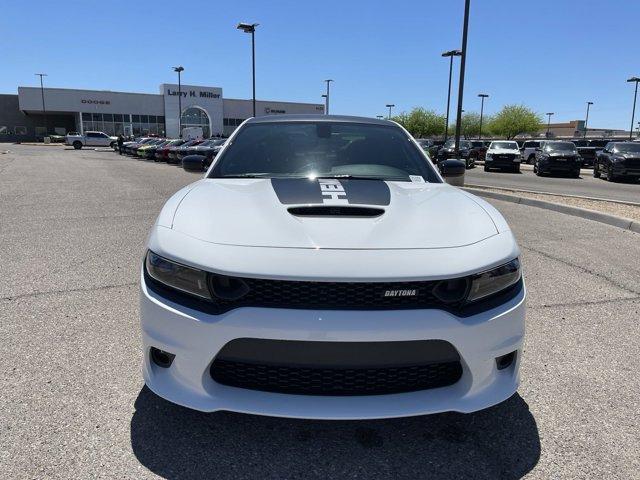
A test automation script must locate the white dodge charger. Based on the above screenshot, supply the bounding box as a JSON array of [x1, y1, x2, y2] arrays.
[[140, 115, 525, 419]]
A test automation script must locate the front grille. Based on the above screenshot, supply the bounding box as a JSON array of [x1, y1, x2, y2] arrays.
[[623, 158, 640, 168], [210, 339, 463, 396], [211, 277, 446, 311]]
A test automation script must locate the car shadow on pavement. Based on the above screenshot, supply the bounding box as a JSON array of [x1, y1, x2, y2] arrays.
[[130, 387, 540, 479]]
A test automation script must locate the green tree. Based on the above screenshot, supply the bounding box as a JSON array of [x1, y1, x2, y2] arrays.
[[488, 105, 542, 139], [449, 112, 488, 139], [392, 108, 446, 137]]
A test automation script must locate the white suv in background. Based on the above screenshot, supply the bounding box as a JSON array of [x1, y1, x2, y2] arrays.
[[520, 140, 542, 164]]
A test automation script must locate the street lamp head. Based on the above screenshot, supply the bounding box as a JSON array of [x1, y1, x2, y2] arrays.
[[376, 115, 384, 119], [627, 76, 640, 83], [237, 22, 258, 33], [173, 66, 184, 73], [321, 94, 327, 98], [385, 104, 395, 108], [546, 112, 554, 116], [587, 101, 594, 105], [478, 93, 489, 98], [441, 49, 462, 57], [35, 73, 48, 77], [324, 79, 334, 83]]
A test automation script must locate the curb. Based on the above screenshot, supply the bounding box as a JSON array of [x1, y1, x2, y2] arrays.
[[466, 183, 640, 207], [463, 186, 640, 234]]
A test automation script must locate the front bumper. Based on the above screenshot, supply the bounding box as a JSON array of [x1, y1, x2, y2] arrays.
[[539, 158, 581, 171], [485, 155, 521, 168], [140, 271, 526, 420]]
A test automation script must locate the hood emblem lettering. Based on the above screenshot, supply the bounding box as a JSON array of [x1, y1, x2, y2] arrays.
[[319, 179, 349, 205]]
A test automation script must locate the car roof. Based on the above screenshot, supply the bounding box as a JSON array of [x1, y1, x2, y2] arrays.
[[244, 114, 395, 126]]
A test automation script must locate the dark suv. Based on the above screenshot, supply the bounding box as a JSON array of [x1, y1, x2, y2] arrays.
[[593, 142, 640, 182], [534, 141, 582, 177], [470, 140, 488, 161], [437, 139, 475, 168]]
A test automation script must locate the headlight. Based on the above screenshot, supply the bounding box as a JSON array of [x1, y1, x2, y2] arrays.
[[145, 251, 211, 299], [485, 153, 493, 160], [467, 258, 521, 302]]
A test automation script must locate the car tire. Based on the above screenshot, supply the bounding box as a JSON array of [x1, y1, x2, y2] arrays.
[[484, 165, 489, 172], [527, 155, 536, 164], [72, 141, 82, 150], [513, 164, 521, 173], [593, 164, 600, 178], [572, 169, 580, 178], [606, 168, 617, 182], [110, 141, 116, 149]]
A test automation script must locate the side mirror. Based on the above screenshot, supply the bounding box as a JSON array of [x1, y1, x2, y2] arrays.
[[438, 159, 466, 186], [182, 155, 205, 172]]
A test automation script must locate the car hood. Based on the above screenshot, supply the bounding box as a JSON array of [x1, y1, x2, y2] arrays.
[[169, 178, 499, 249]]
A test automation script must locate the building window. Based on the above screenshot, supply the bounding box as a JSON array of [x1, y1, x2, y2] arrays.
[[35, 127, 47, 137], [181, 107, 210, 137], [15, 126, 27, 135]]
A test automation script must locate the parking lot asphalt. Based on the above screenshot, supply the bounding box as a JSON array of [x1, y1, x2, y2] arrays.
[[1, 145, 639, 479], [465, 165, 640, 204]]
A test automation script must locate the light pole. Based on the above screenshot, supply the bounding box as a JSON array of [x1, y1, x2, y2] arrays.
[[627, 77, 640, 141], [324, 79, 333, 115], [35, 73, 48, 137], [173, 66, 184, 137], [545, 112, 554, 138], [583, 101, 593, 138], [478, 93, 489, 139], [237, 22, 259, 117], [386, 104, 395, 119], [454, 0, 471, 156], [441, 50, 462, 142]]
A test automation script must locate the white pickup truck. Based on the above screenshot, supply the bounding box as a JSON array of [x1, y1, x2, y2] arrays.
[[65, 131, 118, 150]]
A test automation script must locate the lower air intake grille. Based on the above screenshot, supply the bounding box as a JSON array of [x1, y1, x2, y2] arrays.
[[210, 339, 462, 396]]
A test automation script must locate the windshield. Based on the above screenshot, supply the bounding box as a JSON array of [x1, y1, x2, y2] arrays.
[[443, 139, 471, 149], [523, 141, 540, 148], [209, 121, 440, 182], [545, 142, 577, 152], [615, 143, 640, 153], [490, 141, 518, 150]]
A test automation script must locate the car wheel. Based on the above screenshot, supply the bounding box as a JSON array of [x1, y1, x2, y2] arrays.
[[484, 165, 489, 172], [593, 164, 600, 178], [527, 155, 536, 164], [606, 168, 617, 182], [110, 141, 116, 149], [572, 169, 580, 178], [513, 164, 520, 173], [72, 141, 82, 150]]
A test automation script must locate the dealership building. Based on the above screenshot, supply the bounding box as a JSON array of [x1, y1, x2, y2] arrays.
[[0, 83, 325, 142]]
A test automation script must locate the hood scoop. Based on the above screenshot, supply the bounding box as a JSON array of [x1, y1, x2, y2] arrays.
[[287, 206, 385, 217]]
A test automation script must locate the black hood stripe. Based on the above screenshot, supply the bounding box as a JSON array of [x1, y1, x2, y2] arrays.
[[271, 178, 391, 206]]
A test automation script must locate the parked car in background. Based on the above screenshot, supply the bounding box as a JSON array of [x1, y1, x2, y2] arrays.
[[520, 140, 542, 164], [138, 139, 169, 159], [470, 140, 488, 161], [134, 138, 165, 157], [428, 140, 445, 160], [484, 141, 522, 173], [123, 137, 155, 155], [154, 139, 185, 162], [65, 131, 118, 150], [167, 140, 202, 164], [571, 139, 597, 167], [437, 139, 474, 168], [593, 142, 640, 182], [414, 139, 433, 151], [533, 141, 582, 177]]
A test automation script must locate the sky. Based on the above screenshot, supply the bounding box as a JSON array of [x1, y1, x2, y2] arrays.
[[1, 0, 639, 130]]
